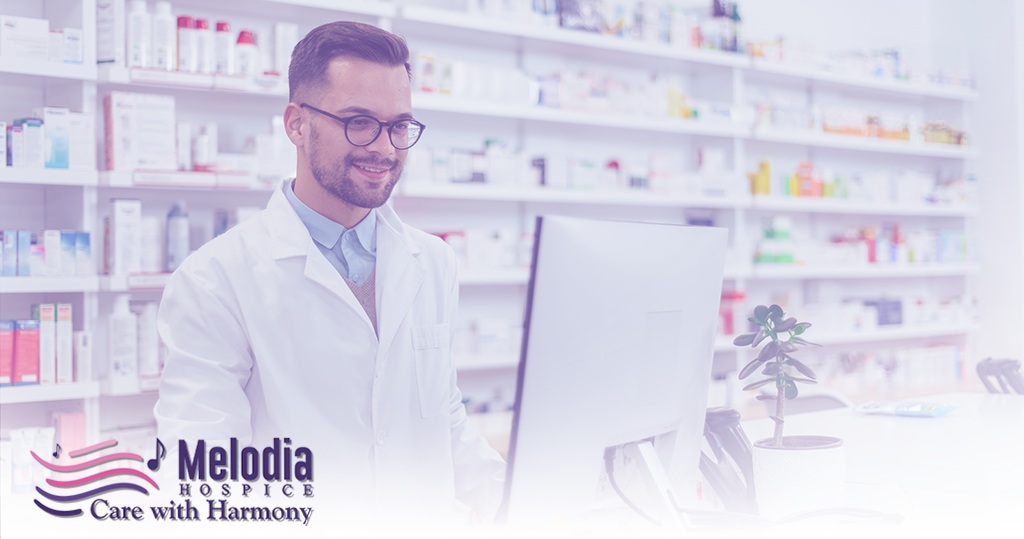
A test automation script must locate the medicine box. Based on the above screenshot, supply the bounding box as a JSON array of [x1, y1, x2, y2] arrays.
[[0, 16, 50, 62], [33, 107, 69, 169], [12, 320, 40, 385]]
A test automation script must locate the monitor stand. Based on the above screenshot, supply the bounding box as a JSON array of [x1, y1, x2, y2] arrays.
[[622, 440, 693, 532]]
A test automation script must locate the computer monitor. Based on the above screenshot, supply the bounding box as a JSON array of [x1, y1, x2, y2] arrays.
[[500, 215, 728, 530]]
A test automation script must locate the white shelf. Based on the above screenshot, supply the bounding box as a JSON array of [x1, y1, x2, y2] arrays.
[[400, 5, 748, 68], [99, 171, 274, 191], [0, 167, 98, 187], [413, 93, 746, 138], [98, 65, 288, 97], [265, 0, 395, 16], [0, 57, 96, 81], [457, 353, 519, 371], [749, 59, 978, 101], [398, 182, 748, 209], [0, 276, 99, 293], [460, 269, 531, 286], [99, 273, 172, 292], [752, 264, 980, 279], [0, 382, 100, 405], [750, 196, 978, 217], [751, 127, 977, 158], [810, 324, 980, 346]]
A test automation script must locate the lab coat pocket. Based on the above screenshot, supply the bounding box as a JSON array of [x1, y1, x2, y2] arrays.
[[413, 323, 451, 418]]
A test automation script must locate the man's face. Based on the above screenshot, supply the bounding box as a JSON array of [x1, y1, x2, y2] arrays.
[[305, 57, 412, 209]]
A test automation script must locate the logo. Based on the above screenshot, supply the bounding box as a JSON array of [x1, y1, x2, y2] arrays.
[[31, 439, 159, 518], [30, 437, 314, 526]]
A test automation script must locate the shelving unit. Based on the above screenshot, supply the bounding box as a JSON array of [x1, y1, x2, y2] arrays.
[[0, 0, 985, 444], [0, 382, 100, 405]]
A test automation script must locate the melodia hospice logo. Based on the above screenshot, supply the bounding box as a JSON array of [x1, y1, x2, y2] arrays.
[[31, 437, 315, 526], [31, 439, 160, 518]]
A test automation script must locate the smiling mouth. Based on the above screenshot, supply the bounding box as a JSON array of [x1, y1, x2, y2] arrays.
[[354, 163, 392, 174]]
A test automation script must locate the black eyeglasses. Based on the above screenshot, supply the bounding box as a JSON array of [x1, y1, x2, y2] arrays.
[[299, 103, 426, 150]]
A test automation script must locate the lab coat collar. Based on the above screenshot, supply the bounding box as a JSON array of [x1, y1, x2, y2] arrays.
[[265, 179, 425, 347]]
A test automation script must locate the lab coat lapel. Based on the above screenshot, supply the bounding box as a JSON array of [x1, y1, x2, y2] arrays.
[[375, 204, 425, 361], [265, 182, 376, 335]]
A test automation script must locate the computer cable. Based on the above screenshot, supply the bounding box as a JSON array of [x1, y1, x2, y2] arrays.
[[603, 447, 661, 527]]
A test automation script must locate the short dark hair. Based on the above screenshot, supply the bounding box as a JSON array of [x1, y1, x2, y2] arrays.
[[288, 21, 411, 101]]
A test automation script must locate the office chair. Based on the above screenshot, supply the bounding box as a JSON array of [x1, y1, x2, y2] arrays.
[[699, 407, 757, 514], [977, 358, 1024, 395]]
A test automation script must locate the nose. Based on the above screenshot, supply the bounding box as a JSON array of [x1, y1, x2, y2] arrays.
[[363, 127, 396, 157]]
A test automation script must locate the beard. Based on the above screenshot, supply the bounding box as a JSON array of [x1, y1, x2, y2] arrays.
[[308, 126, 403, 209]]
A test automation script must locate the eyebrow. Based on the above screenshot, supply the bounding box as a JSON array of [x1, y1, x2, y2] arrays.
[[335, 106, 415, 121]]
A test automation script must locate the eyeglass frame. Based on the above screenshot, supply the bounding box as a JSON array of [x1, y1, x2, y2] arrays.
[[298, 103, 426, 150]]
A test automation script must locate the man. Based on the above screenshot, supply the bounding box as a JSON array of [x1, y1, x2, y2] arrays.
[[154, 21, 506, 524]]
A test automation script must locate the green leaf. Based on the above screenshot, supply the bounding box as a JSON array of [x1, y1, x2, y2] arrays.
[[753, 305, 769, 324], [784, 381, 799, 399], [755, 394, 776, 401], [755, 341, 780, 363], [732, 332, 758, 346], [742, 379, 775, 391], [784, 357, 817, 380], [780, 341, 798, 353], [792, 322, 812, 335], [789, 377, 818, 384], [738, 357, 769, 380], [774, 317, 797, 332], [762, 363, 781, 376], [752, 328, 768, 346], [767, 304, 784, 322]]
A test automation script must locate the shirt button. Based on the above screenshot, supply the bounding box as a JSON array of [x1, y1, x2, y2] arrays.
[[375, 432, 387, 447], [352, 273, 360, 280]]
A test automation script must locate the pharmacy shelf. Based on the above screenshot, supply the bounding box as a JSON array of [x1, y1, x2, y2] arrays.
[[99, 171, 274, 191], [750, 196, 978, 217], [413, 93, 746, 138], [457, 353, 519, 371], [749, 59, 978, 101], [459, 269, 530, 286], [714, 336, 738, 352], [264, 0, 395, 16], [750, 127, 977, 158], [399, 4, 748, 68], [0, 276, 99, 293], [98, 65, 288, 98], [166, 0, 396, 18], [99, 273, 172, 292], [751, 264, 980, 280], [397, 182, 749, 209], [0, 167, 98, 187], [810, 324, 981, 346], [0, 57, 96, 81], [0, 382, 100, 405]]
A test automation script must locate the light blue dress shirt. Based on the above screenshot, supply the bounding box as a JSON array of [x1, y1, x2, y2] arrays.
[[283, 180, 377, 286]]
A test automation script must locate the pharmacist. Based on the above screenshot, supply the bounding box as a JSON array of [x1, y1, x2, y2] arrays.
[[154, 21, 506, 524]]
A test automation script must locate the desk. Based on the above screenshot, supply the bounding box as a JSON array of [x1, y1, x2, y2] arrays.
[[739, 392, 1024, 536]]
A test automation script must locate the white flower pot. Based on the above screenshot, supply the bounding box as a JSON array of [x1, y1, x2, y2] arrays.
[[752, 435, 845, 519]]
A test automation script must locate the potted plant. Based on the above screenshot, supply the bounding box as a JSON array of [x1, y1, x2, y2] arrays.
[[732, 303, 845, 518]]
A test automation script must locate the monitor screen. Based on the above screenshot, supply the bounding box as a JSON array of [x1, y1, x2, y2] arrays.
[[500, 215, 728, 529]]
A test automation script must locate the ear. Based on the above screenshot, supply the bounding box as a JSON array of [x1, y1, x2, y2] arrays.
[[284, 102, 306, 147]]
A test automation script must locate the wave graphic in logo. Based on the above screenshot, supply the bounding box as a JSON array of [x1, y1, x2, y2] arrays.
[[31, 440, 160, 518]]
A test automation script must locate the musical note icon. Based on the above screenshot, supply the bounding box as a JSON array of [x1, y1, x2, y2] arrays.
[[147, 439, 166, 471], [52, 443, 62, 459]]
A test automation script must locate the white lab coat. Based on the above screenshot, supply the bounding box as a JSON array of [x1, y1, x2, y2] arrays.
[[154, 181, 506, 526]]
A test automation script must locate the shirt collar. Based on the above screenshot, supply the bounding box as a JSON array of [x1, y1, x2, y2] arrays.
[[283, 179, 376, 253]]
